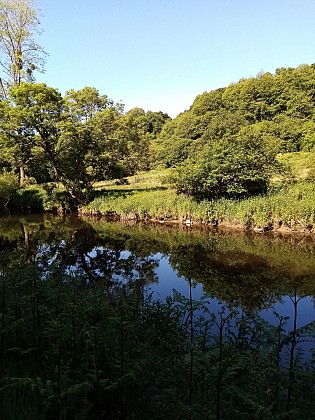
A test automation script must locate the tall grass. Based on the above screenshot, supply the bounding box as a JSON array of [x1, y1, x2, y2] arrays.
[[219, 182, 315, 230], [81, 182, 315, 231], [82, 189, 210, 222]]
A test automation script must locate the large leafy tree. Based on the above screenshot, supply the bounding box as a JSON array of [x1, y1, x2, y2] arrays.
[[64, 86, 114, 122], [64, 86, 125, 184], [3, 83, 153, 204], [6, 83, 118, 204], [7, 83, 72, 189]]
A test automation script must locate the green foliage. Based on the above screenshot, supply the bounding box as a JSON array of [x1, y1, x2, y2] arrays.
[[0, 171, 18, 209], [0, 83, 162, 206], [207, 182, 315, 231], [65, 86, 112, 122], [158, 136, 193, 167], [9, 185, 53, 212], [81, 179, 315, 232], [157, 64, 315, 172], [81, 188, 210, 222], [174, 126, 281, 199], [9, 184, 77, 213], [0, 83, 170, 207], [0, 213, 314, 417]]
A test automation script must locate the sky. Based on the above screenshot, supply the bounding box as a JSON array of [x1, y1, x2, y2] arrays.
[[35, 0, 315, 117]]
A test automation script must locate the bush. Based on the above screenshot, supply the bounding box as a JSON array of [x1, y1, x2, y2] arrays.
[[9, 184, 80, 213], [0, 172, 19, 210], [10, 185, 54, 212], [175, 127, 281, 200]]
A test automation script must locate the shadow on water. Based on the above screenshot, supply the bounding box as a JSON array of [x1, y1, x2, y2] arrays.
[[0, 214, 314, 419]]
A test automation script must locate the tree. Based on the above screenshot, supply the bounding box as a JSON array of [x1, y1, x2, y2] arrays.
[[0, 0, 45, 95], [0, 0, 46, 186], [0, 170, 18, 209], [145, 111, 170, 137], [8, 82, 108, 204], [5, 83, 150, 205], [64, 86, 113, 123], [0, 96, 34, 184], [113, 110, 151, 173], [6, 83, 89, 201]]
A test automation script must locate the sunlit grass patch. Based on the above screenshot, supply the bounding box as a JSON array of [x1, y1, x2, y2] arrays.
[[277, 151, 313, 180], [93, 169, 173, 191]]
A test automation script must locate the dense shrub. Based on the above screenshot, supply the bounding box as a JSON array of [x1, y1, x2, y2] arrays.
[[174, 127, 281, 200], [0, 172, 19, 210], [9, 184, 77, 213]]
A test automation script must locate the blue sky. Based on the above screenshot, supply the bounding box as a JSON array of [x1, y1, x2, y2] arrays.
[[35, 0, 315, 117]]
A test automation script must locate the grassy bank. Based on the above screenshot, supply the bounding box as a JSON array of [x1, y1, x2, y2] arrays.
[[80, 181, 315, 232], [5, 154, 315, 232]]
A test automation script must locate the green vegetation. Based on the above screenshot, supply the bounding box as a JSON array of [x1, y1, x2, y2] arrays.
[[1, 268, 314, 419], [9, 184, 78, 213], [0, 3, 315, 419], [2, 62, 315, 231], [82, 189, 208, 222], [80, 181, 315, 232], [277, 151, 315, 180], [93, 169, 172, 191], [0, 171, 18, 210], [155, 64, 315, 201]]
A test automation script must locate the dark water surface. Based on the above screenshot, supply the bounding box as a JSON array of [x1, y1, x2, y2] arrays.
[[1, 213, 315, 335], [0, 213, 315, 418]]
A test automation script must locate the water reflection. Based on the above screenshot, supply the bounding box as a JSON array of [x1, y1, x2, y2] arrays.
[[0, 214, 315, 310]]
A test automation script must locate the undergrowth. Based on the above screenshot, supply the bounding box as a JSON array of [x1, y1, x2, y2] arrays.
[[0, 261, 314, 419]]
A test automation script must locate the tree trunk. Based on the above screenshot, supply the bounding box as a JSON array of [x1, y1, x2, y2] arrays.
[[19, 163, 25, 187]]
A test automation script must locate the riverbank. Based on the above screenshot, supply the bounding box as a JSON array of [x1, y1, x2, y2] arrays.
[[79, 181, 315, 234]]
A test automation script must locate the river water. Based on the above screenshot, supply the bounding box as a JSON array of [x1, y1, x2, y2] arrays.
[[1, 213, 314, 339]]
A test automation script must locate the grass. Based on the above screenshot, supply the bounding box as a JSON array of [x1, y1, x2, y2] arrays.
[[82, 188, 210, 221], [277, 151, 314, 179], [208, 182, 315, 230], [82, 152, 315, 231], [8, 152, 315, 232], [93, 168, 173, 191], [81, 180, 315, 232]]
